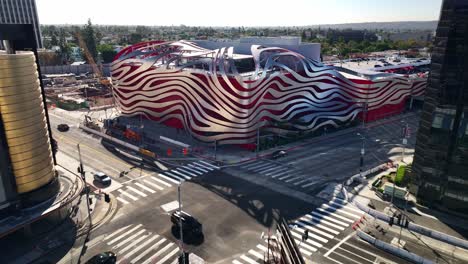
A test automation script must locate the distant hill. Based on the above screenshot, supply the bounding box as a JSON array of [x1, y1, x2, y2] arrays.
[[305, 21, 438, 31]]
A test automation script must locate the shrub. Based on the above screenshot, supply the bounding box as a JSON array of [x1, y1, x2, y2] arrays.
[[395, 165, 406, 186]]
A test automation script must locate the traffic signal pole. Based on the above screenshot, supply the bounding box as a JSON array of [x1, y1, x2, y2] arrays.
[[178, 184, 186, 264]]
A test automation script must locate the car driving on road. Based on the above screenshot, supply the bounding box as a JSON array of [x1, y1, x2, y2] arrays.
[[93, 172, 112, 185]]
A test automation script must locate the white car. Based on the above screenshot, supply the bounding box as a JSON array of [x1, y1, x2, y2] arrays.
[[94, 172, 112, 185]]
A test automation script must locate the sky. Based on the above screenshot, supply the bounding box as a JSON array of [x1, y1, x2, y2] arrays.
[[37, 0, 443, 27]]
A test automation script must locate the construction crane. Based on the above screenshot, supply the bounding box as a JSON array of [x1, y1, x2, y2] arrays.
[[74, 31, 117, 127]]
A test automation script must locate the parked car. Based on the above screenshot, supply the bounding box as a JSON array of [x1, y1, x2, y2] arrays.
[[271, 150, 287, 159], [57, 124, 69, 132], [94, 172, 112, 185], [85, 251, 116, 264]]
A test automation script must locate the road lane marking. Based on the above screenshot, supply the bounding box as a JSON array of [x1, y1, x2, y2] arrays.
[[130, 237, 166, 263], [151, 175, 172, 186], [135, 182, 156, 193], [194, 162, 214, 171], [303, 214, 345, 231], [290, 225, 328, 243], [155, 247, 179, 264], [188, 163, 209, 173], [175, 168, 197, 177], [316, 208, 354, 223], [118, 189, 138, 201], [324, 233, 353, 257], [298, 217, 341, 234], [114, 229, 146, 249], [248, 249, 264, 259], [321, 204, 361, 219], [198, 160, 220, 169], [107, 224, 143, 245], [165, 171, 187, 181], [119, 234, 148, 254], [157, 174, 181, 184], [336, 246, 374, 263], [104, 225, 133, 241], [126, 186, 147, 197], [311, 211, 349, 227], [118, 235, 159, 262], [240, 254, 259, 264], [170, 170, 192, 180], [144, 179, 164, 190], [116, 197, 129, 205], [181, 166, 203, 175], [141, 243, 173, 264], [290, 229, 322, 248], [292, 221, 334, 239]]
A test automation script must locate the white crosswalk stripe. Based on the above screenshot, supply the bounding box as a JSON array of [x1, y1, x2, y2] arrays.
[[231, 198, 363, 263], [194, 162, 214, 171], [118, 189, 138, 201], [175, 168, 197, 177], [166, 171, 188, 181], [198, 160, 220, 169], [188, 163, 209, 173], [151, 176, 172, 187], [181, 166, 203, 175], [158, 173, 182, 184], [114, 160, 219, 206], [135, 182, 156, 194], [126, 186, 148, 197], [102, 224, 178, 264], [144, 179, 164, 190], [116, 197, 129, 205]]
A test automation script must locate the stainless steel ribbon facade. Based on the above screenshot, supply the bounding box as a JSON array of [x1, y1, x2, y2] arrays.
[[112, 41, 426, 145]]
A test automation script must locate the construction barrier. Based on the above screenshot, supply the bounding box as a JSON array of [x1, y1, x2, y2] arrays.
[[357, 230, 435, 264]]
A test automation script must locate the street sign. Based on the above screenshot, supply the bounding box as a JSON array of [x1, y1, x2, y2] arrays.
[[402, 138, 407, 145], [361, 148, 365, 155]]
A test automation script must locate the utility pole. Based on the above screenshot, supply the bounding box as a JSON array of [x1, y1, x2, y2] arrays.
[[177, 184, 186, 264], [77, 143, 92, 264], [401, 122, 408, 162], [77, 144, 92, 227]]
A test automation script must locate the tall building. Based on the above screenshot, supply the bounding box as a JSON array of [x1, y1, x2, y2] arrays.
[[0, 0, 43, 48], [411, 0, 468, 211]]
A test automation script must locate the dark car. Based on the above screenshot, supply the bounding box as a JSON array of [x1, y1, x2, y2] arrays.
[[85, 251, 116, 264], [57, 124, 69, 132], [271, 150, 287, 159], [94, 172, 112, 185], [171, 210, 203, 238]]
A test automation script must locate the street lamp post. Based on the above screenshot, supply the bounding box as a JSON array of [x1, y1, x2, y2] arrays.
[[177, 184, 186, 264], [357, 133, 365, 178]]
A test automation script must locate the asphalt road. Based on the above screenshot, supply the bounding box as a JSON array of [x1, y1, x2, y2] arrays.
[[230, 112, 420, 195]]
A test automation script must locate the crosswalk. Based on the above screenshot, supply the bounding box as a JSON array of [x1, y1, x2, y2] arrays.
[[115, 160, 219, 205], [241, 160, 322, 190], [101, 224, 179, 264], [231, 198, 363, 264]]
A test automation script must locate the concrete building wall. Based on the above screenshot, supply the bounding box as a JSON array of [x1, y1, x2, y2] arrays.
[[0, 0, 43, 48]]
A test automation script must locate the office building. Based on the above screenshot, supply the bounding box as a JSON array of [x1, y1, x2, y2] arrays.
[[0, 0, 43, 48], [411, 0, 468, 211]]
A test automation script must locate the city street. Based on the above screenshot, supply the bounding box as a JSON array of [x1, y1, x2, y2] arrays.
[[44, 109, 468, 264]]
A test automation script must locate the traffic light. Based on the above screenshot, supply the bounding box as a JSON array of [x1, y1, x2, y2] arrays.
[[182, 148, 188, 156], [167, 148, 172, 156], [104, 193, 110, 203]]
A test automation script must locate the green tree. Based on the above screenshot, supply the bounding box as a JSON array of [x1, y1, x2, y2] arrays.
[[81, 18, 98, 62], [97, 44, 117, 63], [130, 33, 143, 44], [50, 33, 58, 47]]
